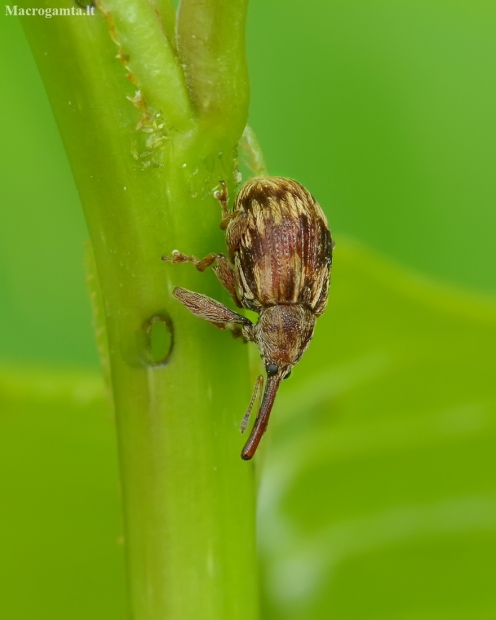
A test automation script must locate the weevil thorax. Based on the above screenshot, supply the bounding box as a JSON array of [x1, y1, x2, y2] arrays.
[[247, 304, 316, 379]]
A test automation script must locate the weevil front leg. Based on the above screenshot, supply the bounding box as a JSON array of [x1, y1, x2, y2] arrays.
[[163, 250, 218, 272], [214, 180, 230, 220], [173, 287, 253, 340], [215, 180, 239, 231], [162, 251, 241, 308]]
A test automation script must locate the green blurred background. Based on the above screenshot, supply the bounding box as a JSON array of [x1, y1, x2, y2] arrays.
[[1, 1, 496, 619]]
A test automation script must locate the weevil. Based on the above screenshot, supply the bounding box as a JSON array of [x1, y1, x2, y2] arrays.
[[163, 176, 333, 460]]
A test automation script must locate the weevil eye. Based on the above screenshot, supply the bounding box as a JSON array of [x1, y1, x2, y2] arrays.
[[266, 363, 278, 376], [283, 369, 291, 380]]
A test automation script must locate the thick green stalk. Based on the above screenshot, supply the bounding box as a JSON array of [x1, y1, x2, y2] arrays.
[[21, 2, 258, 619], [177, 0, 250, 148]]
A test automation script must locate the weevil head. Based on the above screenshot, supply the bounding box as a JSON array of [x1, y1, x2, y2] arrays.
[[253, 304, 316, 380]]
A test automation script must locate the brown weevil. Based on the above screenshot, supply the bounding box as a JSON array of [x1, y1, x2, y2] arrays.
[[162, 176, 333, 460]]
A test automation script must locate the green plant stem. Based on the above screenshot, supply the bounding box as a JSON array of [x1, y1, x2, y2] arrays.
[[21, 2, 259, 619], [177, 0, 250, 146], [99, 0, 193, 131], [148, 0, 177, 48]]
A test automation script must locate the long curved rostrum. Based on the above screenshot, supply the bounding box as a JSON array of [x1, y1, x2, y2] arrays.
[[241, 371, 283, 460]]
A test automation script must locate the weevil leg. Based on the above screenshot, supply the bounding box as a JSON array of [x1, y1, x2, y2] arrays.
[[162, 250, 218, 272], [213, 255, 242, 308], [214, 180, 239, 231], [163, 250, 242, 308], [214, 180, 230, 221], [173, 287, 252, 334]]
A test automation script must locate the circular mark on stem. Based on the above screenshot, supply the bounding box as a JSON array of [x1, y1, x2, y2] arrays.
[[143, 313, 173, 366]]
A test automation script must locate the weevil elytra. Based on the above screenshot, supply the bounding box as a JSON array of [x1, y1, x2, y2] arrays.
[[162, 177, 333, 460]]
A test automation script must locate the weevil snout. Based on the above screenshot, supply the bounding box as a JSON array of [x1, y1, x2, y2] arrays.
[[240, 304, 316, 460], [241, 371, 283, 460]]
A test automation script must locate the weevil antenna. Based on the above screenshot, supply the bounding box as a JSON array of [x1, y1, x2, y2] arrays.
[[241, 372, 283, 460], [240, 375, 264, 433]]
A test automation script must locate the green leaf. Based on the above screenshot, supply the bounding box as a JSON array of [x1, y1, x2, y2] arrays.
[[0, 366, 125, 620], [259, 238, 496, 620]]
